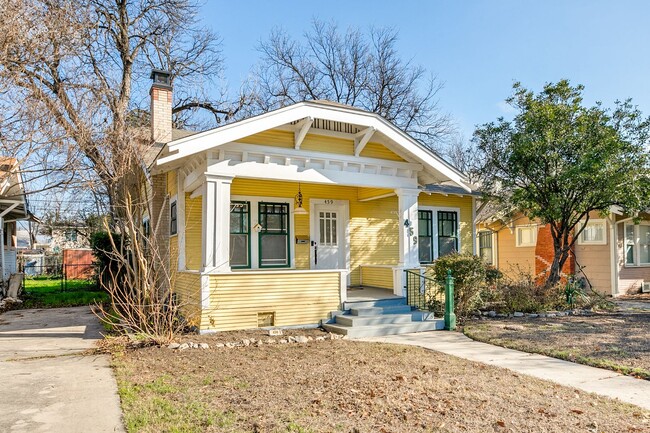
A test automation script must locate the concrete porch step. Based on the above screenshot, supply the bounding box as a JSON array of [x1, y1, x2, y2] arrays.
[[336, 313, 413, 327], [343, 297, 407, 310], [323, 320, 445, 339], [350, 305, 413, 316]]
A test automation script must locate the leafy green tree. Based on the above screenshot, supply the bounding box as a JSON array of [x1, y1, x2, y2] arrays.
[[475, 80, 650, 287]]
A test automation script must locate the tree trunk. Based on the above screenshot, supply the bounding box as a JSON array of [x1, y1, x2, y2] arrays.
[[545, 235, 572, 288]]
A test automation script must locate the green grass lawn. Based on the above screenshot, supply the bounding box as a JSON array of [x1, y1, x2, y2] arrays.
[[21, 277, 110, 308]]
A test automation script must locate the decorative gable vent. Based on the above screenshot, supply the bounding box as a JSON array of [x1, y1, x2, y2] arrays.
[[290, 118, 361, 134]]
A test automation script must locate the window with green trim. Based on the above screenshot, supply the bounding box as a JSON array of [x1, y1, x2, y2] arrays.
[[437, 211, 458, 257], [230, 201, 250, 268], [418, 210, 433, 263], [258, 202, 290, 267]]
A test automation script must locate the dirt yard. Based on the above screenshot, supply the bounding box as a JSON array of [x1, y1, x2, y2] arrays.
[[464, 308, 650, 380], [112, 329, 648, 433]]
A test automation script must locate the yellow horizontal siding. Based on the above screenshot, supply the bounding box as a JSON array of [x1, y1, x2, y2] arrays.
[[174, 272, 202, 326], [236, 129, 404, 161], [360, 142, 404, 161], [167, 169, 177, 197], [360, 267, 394, 289], [418, 194, 474, 255], [185, 194, 202, 270], [202, 272, 341, 331], [230, 179, 400, 284], [357, 188, 394, 201]]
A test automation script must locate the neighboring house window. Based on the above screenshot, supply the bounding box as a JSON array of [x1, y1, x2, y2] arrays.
[[418, 210, 433, 263], [625, 223, 650, 266], [478, 231, 494, 265], [170, 200, 177, 235], [258, 202, 290, 267], [230, 201, 250, 268], [418, 209, 460, 263], [515, 225, 537, 247], [142, 218, 150, 238], [577, 220, 606, 245], [64, 229, 77, 242]]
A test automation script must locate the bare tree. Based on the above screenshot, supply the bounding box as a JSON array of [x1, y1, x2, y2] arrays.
[[0, 0, 236, 215], [0, 0, 228, 340], [252, 20, 454, 149], [441, 134, 481, 184]]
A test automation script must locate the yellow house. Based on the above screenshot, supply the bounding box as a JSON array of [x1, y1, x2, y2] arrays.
[[147, 71, 476, 334]]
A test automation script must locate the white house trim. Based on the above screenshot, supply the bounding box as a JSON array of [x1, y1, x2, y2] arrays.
[[294, 116, 313, 149], [354, 126, 375, 156], [156, 101, 470, 191]]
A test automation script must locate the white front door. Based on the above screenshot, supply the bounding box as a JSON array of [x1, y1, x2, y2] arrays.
[[311, 202, 346, 270]]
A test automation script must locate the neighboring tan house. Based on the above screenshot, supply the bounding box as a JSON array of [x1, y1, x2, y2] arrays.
[[476, 209, 650, 296], [0, 157, 28, 282], [146, 70, 476, 333]]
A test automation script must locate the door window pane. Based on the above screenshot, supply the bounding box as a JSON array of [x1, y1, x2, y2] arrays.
[[319, 210, 338, 246]]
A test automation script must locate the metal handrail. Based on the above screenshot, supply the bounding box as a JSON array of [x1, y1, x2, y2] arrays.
[[403, 268, 444, 313]]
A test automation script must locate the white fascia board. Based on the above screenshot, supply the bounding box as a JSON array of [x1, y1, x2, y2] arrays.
[[157, 101, 469, 190], [223, 142, 423, 172], [208, 160, 417, 189]]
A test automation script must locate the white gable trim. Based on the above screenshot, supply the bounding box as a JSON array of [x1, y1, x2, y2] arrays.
[[156, 102, 470, 191]]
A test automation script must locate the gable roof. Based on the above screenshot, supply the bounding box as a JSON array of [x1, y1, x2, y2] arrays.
[[155, 100, 471, 191]]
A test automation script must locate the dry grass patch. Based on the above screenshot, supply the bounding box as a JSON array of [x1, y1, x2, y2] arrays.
[[464, 311, 650, 379], [112, 337, 648, 433]]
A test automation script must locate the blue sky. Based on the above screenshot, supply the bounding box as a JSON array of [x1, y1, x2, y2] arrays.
[[202, 0, 650, 138]]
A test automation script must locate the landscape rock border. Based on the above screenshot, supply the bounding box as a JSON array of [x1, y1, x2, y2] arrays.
[[166, 333, 345, 350], [475, 309, 594, 320]]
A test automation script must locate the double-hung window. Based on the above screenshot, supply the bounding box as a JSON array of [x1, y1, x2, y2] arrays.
[[625, 223, 650, 266], [515, 225, 536, 247], [418, 210, 434, 263], [478, 231, 494, 265], [258, 202, 290, 267], [437, 211, 459, 256], [418, 209, 459, 263], [229, 201, 250, 268], [577, 220, 606, 245]]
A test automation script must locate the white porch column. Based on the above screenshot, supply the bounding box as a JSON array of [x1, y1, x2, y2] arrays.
[[202, 173, 234, 272], [396, 188, 421, 269]]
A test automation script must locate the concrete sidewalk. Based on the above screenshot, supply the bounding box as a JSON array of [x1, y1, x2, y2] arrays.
[[0, 307, 124, 432], [364, 331, 650, 411]]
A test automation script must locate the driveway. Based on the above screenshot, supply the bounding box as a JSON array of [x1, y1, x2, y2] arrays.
[[0, 307, 124, 432]]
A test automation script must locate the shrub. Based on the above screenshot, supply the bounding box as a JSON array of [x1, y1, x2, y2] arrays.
[[426, 253, 491, 318]]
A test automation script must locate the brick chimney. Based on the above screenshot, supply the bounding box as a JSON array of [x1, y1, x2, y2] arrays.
[[150, 69, 172, 143]]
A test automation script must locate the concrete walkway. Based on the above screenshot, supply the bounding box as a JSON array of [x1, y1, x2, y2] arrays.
[[0, 307, 124, 432], [365, 331, 650, 411]]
